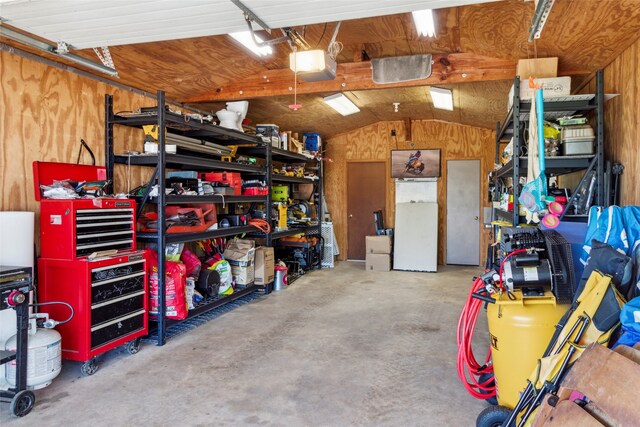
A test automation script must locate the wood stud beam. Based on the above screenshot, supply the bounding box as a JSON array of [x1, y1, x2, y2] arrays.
[[185, 53, 588, 103]]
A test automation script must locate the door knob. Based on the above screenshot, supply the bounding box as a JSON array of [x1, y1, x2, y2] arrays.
[[349, 214, 353, 218], [474, 216, 479, 220]]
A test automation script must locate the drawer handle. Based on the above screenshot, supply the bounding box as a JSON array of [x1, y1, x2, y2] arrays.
[[91, 290, 145, 309], [92, 271, 145, 287], [91, 309, 145, 332]]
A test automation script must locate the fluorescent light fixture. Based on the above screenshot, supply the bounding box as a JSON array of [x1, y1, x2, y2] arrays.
[[290, 50, 337, 82], [412, 9, 436, 37], [323, 93, 360, 116], [429, 87, 453, 111], [229, 31, 273, 57]]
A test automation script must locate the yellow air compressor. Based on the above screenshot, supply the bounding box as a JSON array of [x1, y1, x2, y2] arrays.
[[458, 228, 577, 427], [487, 291, 568, 409]]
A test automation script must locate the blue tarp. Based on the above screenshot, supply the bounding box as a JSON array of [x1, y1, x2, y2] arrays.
[[580, 206, 640, 265], [613, 296, 640, 349]]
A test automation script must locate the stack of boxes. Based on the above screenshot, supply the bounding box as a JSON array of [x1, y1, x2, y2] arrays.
[[365, 235, 393, 271]]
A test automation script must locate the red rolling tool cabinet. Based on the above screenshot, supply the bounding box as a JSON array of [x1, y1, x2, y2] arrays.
[[34, 162, 148, 375], [38, 252, 148, 374]]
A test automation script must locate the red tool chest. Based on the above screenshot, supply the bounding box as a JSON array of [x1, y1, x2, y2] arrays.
[[38, 252, 148, 363], [34, 162, 136, 259], [33, 161, 147, 373]]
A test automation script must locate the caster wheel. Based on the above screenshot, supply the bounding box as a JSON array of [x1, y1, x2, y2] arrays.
[[476, 405, 512, 427], [81, 358, 99, 376], [479, 372, 498, 406], [126, 338, 141, 355], [10, 390, 35, 417]]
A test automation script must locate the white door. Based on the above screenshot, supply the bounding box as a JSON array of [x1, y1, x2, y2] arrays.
[[446, 160, 480, 265]]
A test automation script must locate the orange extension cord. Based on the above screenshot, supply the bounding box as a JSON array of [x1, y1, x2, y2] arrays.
[[248, 218, 271, 234]]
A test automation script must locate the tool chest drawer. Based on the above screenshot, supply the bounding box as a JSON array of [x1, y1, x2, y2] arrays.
[[75, 208, 135, 257], [91, 291, 146, 325], [91, 261, 145, 304], [91, 310, 146, 350]]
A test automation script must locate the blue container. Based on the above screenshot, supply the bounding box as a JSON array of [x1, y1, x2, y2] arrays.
[[303, 133, 321, 151]]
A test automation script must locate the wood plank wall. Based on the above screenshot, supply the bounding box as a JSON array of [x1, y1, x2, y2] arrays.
[[0, 51, 159, 243], [325, 120, 495, 265], [578, 36, 640, 205]]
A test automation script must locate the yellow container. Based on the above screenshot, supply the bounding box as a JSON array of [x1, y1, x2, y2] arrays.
[[487, 291, 568, 409]]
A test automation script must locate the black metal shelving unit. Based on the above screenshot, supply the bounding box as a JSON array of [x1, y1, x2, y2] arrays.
[[492, 70, 605, 226], [106, 91, 272, 346], [106, 91, 324, 345], [237, 145, 323, 248]]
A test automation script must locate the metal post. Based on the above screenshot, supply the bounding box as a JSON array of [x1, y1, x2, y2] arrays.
[[157, 91, 167, 346], [495, 121, 501, 165], [316, 157, 324, 270], [318, 158, 323, 233], [596, 69, 605, 206], [14, 298, 29, 392], [512, 76, 521, 226], [105, 95, 114, 194], [265, 140, 273, 247]]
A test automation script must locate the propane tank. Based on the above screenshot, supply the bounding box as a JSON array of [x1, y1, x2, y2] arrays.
[[4, 319, 62, 390]]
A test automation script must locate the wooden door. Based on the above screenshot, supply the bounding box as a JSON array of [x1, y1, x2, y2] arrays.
[[347, 162, 386, 260]]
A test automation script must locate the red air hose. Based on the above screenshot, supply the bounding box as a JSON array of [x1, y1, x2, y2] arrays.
[[456, 248, 529, 399], [456, 276, 496, 399]]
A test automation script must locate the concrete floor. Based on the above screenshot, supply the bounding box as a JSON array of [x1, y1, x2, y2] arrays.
[[2, 261, 490, 426]]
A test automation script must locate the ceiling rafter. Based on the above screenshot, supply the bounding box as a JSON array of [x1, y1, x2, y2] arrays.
[[184, 52, 589, 103]]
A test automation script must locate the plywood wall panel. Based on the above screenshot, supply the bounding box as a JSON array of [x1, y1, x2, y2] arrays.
[[1, 50, 156, 242], [579, 36, 640, 206], [326, 119, 494, 266]]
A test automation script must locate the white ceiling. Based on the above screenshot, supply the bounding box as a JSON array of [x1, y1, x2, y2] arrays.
[[0, 0, 499, 49]]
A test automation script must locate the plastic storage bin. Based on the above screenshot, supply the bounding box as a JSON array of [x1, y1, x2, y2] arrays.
[[303, 133, 321, 151]]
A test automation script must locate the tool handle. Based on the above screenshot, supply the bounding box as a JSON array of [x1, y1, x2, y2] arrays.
[[472, 292, 496, 304]]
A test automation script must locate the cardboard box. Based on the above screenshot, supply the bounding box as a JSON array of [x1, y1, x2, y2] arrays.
[[365, 253, 391, 271], [516, 57, 558, 79], [508, 76, 571, 111], [223, 239, 255, 285], [254, 247, 275, 285], [366, 235, 393, 254]]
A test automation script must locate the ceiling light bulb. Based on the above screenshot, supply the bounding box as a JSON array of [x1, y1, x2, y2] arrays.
[[323, 93, 360, 116], [290, 50, 327, 72], [429, 87, 453, 111], [412, 9, 436, 37], [229, 31, 273, 57]]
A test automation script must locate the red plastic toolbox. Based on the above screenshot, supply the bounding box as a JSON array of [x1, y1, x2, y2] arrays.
[[199, 171, 242, 196], [34, 162, 136, 259], [38, 251, 148, 363], [242, 187, 269, 196]]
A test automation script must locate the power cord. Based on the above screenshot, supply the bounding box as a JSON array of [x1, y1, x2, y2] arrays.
[[248, 218, 271, 234]]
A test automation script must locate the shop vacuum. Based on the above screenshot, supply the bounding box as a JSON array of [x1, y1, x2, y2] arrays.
[[456, 228, 576, 427]]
